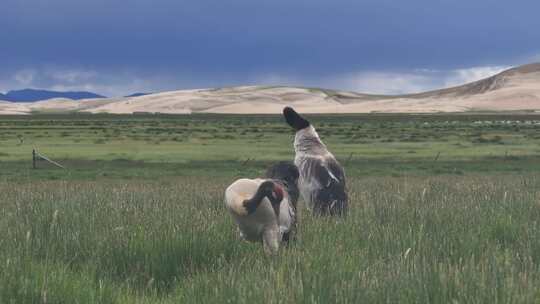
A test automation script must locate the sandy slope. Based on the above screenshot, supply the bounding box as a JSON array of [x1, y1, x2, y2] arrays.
[[1, 63, 539, 115], [0, 101, 30, 115]]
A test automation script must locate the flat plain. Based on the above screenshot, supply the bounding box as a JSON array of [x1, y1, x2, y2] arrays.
[[2, 113, 540, 303]]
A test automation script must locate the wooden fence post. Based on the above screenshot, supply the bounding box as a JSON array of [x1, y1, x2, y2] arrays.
[[32, 149, 36, 169]]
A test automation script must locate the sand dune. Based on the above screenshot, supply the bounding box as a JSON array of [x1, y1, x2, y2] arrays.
[[1, 63, 539, 115], [0, 101, 30, 115]]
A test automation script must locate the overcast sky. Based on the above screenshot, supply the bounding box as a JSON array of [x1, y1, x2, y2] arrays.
[[1, 0, 539, 96]]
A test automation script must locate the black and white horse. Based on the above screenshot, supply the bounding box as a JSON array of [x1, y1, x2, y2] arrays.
[[283, 107, 348, 216], [225, 162, 299, 254]]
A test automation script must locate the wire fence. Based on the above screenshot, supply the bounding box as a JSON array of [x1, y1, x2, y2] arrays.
[[32, 149, 66, 169]]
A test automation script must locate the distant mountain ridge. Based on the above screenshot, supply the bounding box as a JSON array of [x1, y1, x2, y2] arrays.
[[1, 63, 539, 114], [124, 92, 151, 98], [0, 89, 105, 102]]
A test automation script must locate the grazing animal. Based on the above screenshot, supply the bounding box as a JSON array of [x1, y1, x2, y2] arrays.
[[225, 162, 299, 254], [282, 106, 348, 216]]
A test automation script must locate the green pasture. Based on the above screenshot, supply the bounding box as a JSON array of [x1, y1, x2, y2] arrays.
[[2, 113, 540, 303]]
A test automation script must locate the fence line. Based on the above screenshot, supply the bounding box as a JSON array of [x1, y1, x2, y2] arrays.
[[32, 149, 66, 169]]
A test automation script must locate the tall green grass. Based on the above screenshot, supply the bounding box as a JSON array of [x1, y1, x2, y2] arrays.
[[2, 175, 540, 303], [3, 113, 540, 303]]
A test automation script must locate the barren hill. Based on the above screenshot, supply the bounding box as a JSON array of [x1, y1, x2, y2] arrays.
[[1, 63, 539, 115]]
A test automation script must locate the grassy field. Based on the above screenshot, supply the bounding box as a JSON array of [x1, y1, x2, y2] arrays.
[[2, 113, 540, 303]]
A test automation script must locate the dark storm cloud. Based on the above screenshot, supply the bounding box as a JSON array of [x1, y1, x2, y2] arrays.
[[1, 0, 539, 95]]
